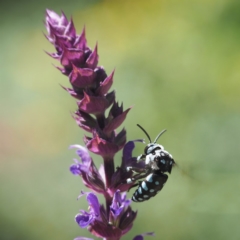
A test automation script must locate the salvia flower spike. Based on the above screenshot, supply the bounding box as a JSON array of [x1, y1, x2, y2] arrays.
[[45, 9, 154, 240]]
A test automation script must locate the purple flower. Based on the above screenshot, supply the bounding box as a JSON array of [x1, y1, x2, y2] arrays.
[[75, 191, 137, 239], [75, 193, 100, 228], [44, 9, 156, 240], [69, 145, 105, 194], [110, 190, 131, 218], [110, 140, 145, 193], [45, 9, 130, 160], [84, 128, 127, 158]]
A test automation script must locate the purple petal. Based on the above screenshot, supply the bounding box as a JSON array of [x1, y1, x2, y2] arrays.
[[122, 139, 144, 167], [69, 145, 91, 164], [96, 70, 114, 95], [54, 34, 73, 48], [69, 146, 92, 176], [110, 190, 132, 218], [70, 161, 81, 175], [46, 9, 68, 27], [123, 140, 143, 162], [60, 47, 84, 69], [70, 148, 105, 192], [85, 133, 119, 157], [61, 85, 82, 98], [121, 192, 131, 207], [86, 44, 98, 69], [70, 66, 96, 88], [110, 190, 124, 217], [86, 193, 100, 217], [133, 232, 155, 240], [78, 92, 110, 114], [73, 110, 97, 133], [104, 107, 131, 134], [75, 192, 100, 228], [69, 159, 89, 175], [123, 141, 135, 161], [65, 18, 76, 38], [45, 50, 60, 59], [74, 27, 87, 50], [46, 9, 60, 23], [75, 212, 95, 228], [46, 10, 68, 38]]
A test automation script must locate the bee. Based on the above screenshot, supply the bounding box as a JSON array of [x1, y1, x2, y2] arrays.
[[127, 124, 175, 202]]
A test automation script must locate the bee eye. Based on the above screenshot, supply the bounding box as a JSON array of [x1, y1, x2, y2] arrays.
[[144, 146, 149, 154]]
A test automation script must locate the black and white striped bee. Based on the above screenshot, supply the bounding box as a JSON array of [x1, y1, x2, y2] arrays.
[[127, 124, 175, 202]]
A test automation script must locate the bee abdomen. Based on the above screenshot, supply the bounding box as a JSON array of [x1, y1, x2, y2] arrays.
[[132, 172, 168, 202]]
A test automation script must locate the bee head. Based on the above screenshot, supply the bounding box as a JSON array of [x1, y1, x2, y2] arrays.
[[137, 124, 167, 154], [144, 143, 164, 155]]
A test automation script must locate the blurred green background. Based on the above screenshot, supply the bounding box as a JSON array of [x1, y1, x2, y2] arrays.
[[1, 0, 240, 239]]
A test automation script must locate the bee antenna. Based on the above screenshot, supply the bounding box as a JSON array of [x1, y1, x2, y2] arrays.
[[154, 129, 167, 143], [137, 124, 152, 142]]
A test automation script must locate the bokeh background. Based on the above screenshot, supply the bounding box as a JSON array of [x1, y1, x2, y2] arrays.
[[1, 0, 240, 239]]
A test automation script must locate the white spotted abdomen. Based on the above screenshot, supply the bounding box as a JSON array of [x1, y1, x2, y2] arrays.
[[132, 171, 168, 202]]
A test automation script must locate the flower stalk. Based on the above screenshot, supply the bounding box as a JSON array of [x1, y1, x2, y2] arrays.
[[45, 9, 154, 240]]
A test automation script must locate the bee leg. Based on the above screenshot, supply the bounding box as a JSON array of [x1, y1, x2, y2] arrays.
[[126, 168, 151, 184], [131, 171, 151, 182], [137, 154, 146, 162], [126, 166, 147, 173]]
